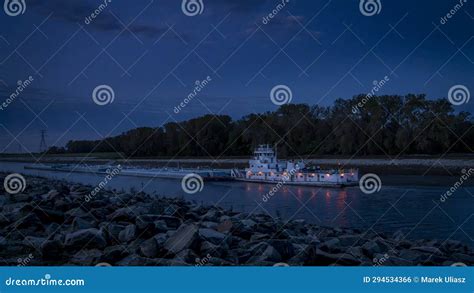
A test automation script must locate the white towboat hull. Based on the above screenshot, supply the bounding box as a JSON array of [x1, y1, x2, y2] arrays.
[[236, 144, 360, 188], [234, 177, 358, 188]]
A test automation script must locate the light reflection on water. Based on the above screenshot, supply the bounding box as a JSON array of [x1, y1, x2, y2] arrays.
[[1, 162, 473, 244]]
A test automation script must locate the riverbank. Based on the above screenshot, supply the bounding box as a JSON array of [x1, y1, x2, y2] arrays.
[[1, 173, 473, 266], [1, 154, 473, 176]]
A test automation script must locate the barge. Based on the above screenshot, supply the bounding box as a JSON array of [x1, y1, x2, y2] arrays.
[[24, 164, 230, 181], [24, 145, 359, 188]]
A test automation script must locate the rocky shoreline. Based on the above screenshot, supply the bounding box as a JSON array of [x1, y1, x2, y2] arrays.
[[1, 173, 473, 266]]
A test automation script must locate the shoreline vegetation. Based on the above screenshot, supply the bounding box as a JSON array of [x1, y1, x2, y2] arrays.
[[1, 173, 473, 266], [41, 97, 473, 158]]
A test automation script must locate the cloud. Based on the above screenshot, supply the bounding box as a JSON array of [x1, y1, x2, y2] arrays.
[[28, 0, 178, 39]]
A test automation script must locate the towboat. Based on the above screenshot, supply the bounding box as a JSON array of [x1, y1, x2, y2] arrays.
[[24, 145, 359, 187], [231, 144, 359, 187]]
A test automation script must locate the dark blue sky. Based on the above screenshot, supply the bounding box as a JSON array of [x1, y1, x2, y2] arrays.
[[0, 0, 473, 152]]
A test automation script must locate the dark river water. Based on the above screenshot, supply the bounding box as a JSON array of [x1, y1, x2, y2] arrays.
[[1, 162, 473, 245]]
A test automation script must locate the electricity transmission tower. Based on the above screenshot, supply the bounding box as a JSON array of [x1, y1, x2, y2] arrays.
[[39, 130, 47, 153]]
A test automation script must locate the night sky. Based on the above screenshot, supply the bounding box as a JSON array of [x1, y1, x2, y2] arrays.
[[0, 0, 473, 152]]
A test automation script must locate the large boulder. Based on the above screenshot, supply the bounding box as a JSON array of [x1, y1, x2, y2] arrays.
[[34, 207, 64, 223], [200, 241, 223, 258], [200, 221, 218, 229], [450, 253, 474, 265], [176, 249, 199, 263], [164, 223, 198, 255], [108, 207, 147, 222], [65, 207, 90, 219], [156, 216, 182, 229], [15, 213, 41, 229], [72, 217, 95, 231], [249, 233, 269, 242], [319, 238, 341, 253], [118, 224, 137, 243], [232, 225, 253, 240], [202, 209, 219, 221], [116, 254, 158, 266], [64, 228, 107, 249], [154, 220, 169, 233], [101, 223, 126, 244], [441, 240, 466, 253], [266, 239, 295, 260], [338, 235, 362, 247], [241, 219, 257, 229], [2, 203, 32, 214], [305, 247, 361, 266], [102, 245, 126, 263], [208, 257, 235, 266], [247, 245, 282, 263], [361, 240, 382, 258], [139, 237, 159, 258], [216, 220, 233, 233], [411, 246, 442, 255], [23, 236, 46, 250], [136, 215, 163, 230], [154, 233, 168, 247], [70, 249, 102, 265], [398, 249, 424, 263], [198, 228, 226, 245], [41, 239, 63, 260]]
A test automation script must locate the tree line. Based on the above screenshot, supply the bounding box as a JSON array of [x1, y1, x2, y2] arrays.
[[48, 94, 474, 157]]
